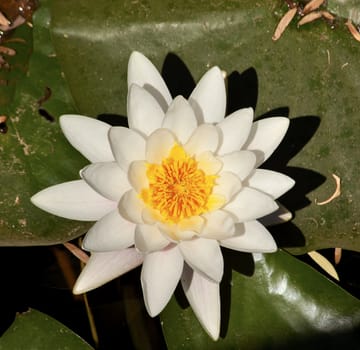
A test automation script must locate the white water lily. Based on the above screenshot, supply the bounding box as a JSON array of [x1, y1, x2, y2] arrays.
[[31, 51, 294, 340]]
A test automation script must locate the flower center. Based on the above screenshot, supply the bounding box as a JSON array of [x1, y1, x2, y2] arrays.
[[140, 144, 217, 224]]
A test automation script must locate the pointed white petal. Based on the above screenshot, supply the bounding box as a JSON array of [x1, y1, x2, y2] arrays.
[[245, 169, 295, 199], [60, 115, 114, 163], [219, 151, 256, 180], [81, 162, 130, 202], [119, 190, 145, 224], [201, 210, 235, 239], [217, 108, 254, 155], [31, 180, 117, 221], [243, 117, 289, 166], [224, 187, 278, 222], [259, 203, 293, 226], [220, 220, 277, 252], [181, 264, 220, 340], [127, 84, 165, 136], [146, 128, 176, 163], [141, 245, 183, 316], [128, 51, 172, 111], [179, 238, 223, 283], [189, 66, 226, 124], [109, 127, 146, 171], [135, 224, 170, 252], [162, 96, 198, 144], [73, 249, 143, 294], [128, 160, 148, 193], [213, 172, 242, 202], [82, 210, 136, 252], [184, 124, 220, 156]]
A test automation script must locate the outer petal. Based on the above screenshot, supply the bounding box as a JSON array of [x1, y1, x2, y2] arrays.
[[162, 96, 198, 144], [189, 66, 226, 124], [219, 151, 256, 181], [60, 115, 114, 163], [201, 210, 235, 239], [73, 248, 143, 294], [179, 238, 223, 283], [119, 190, 145, 224], [243, 117, 289, 166], [259, 203, 293, 226], [141, 245, 183, 316], [224, 187, 278, 222], [81, 162, 131, 202], [109, 127, 146, 171], [184, 124, 220, 156], [245, 169, 295, 199], [127, 51, 172, 111], [220, 220, 277, 253], [135, 224, 170, 252], [127, 84, 165, 136], [146, 128, 176, 163], [217, 108, 254, 155], [31, 180, 117, 221], [181, 264, 220, 341], [82, 210, 136, 252]]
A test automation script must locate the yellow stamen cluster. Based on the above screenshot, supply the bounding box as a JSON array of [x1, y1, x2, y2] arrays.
[[140, 144, 217, 224]]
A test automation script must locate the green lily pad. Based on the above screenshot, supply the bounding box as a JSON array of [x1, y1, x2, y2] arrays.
[[161, 250, 360, 348], [1, 0, 359, 252], [328, 0, 360, 24], [49, 0, 360, 253], [0, 309, 93, 350], [0, 1, 92, 245]]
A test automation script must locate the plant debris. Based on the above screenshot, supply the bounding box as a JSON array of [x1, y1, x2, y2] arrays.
[[316, 173, 341, 205]]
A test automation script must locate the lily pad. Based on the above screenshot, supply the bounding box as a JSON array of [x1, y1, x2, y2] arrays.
[[0, 1, 92, 245], [161, 250, 360, 348], [0, 309, 93, 350], [1, 0, 359, 252]]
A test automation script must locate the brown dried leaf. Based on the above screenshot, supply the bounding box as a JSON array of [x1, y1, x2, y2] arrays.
[[303, 0, 325, 15], [272, 7, 297, 41], [298, 11, 322, 26]]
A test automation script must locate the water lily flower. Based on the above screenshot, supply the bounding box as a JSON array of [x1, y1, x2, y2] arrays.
[[31, 51, 295, 340]]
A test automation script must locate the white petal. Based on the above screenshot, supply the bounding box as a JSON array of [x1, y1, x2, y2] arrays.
[[196, 151, 222, 175], [127, 84, 165, 136], [220, 220, 277, 252], [245, 169, 295, 199], [128, 160, 148, 193], [162, 96, 198, 144], [217, 108, 254, 155], [135, 224, 170, 252], [31, 180, 117, 221], [224, 187, 278, 222], [243, 117, 289, 166], [141, 245, 183, 316], [179, 238, 223, 283], [201, 210, 235, 239], [259, 203, 293, 226], [181, 264, 220, 340], [146, 128, 176, 163], [81, 162, 131, 202], [109, 127, 146, 171], [82, 210, 136, 252], [184, 124, 220, 156], [60, 115, 114, 163], [189, 66, 226, 124], [73, 249, 143, 294], [219, 151, 256, 180], [128, 51, 172, 111], [213, 172, 242, 202], [119, 190, 145, 223]]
